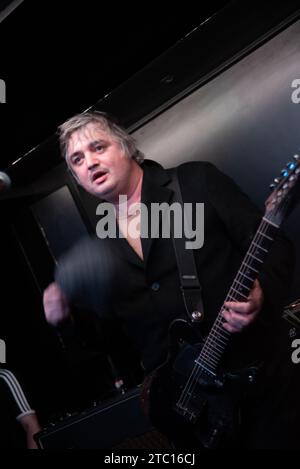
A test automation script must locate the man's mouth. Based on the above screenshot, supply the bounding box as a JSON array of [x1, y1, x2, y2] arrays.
[[91, 170, 108, 184]]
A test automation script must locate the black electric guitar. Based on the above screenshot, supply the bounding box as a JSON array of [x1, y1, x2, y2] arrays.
[[143, 156, 300, 448]]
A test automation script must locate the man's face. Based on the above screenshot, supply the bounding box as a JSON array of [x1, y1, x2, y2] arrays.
[[66, 122, 133, 201]]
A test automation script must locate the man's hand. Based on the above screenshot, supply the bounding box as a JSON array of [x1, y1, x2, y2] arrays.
[[43, 282, 71, 326], [222, 279, 264, 333], [19, 413, 42, 450]]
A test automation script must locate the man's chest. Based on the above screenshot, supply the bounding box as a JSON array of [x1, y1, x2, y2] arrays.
[[118, 213, 143, 260]]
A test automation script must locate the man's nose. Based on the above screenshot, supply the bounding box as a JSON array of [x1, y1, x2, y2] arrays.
[[85, 152, 99, 170]]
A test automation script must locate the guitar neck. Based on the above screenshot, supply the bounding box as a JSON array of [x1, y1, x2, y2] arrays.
[[197, 218, 279, 374]]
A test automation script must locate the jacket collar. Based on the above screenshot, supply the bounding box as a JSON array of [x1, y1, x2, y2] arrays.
[[118, 159, 174, 267]]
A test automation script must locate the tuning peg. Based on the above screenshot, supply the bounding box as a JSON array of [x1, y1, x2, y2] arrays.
[[281, 169, 289, 177], [269, 178, 280, 189], [293, 154, 299, 160], [270, 179, 279, 189], [287, 162, 296, 170]]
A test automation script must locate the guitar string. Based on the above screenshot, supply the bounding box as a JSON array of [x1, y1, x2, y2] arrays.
[[197, 218, 271, 366], [177, 165, 299, 411], [178, 218, 275, 411], [177, 219, 270, 411], [177, 218, 272, 409], [177, 219, 273, 411], [200, 219, 270, 361], [206, 217, 275, 355]]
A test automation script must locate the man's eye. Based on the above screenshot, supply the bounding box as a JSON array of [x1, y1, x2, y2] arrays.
[[95, 144, 104, 152], [72, 155, 83, 165]]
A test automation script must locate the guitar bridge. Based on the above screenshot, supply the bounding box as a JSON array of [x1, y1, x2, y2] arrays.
[[175, 404, 198, 423]]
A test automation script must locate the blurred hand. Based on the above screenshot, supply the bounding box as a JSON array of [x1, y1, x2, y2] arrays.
[[43, 282, 71, 326], [222, 279, 264, 333]]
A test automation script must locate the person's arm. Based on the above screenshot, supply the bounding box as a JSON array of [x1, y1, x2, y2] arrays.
[[207, 163, 294, 314], [183, 162, 294, 330], [18, 412, 41, 449], [0, 368, 41, 449], [43, 282, 103, 352], [205, 162, 294, 322]]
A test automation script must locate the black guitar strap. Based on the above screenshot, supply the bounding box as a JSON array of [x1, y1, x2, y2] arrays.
[[167, 168, 205, 324]]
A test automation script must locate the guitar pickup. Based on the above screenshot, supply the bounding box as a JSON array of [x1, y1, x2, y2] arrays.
[[174, 404, 198, 423]]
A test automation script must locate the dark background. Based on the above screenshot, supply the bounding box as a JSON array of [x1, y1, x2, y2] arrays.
[[0, 0, 230, 169], [1, 0, 300, 445]]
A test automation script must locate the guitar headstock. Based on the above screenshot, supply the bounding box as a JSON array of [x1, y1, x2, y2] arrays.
[[265, 154, 300, 225]]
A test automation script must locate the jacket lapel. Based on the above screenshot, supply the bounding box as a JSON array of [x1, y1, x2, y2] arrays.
[[114, 160, 174, 268], [140, 160, 174, 265]]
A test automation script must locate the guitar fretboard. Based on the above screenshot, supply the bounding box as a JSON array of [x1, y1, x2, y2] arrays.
[[195, 218, 278, 374]]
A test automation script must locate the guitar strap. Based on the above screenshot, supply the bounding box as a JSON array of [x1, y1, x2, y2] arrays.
[[166, 168, 205, 324]]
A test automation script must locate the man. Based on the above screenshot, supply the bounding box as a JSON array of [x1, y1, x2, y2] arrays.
[[43, 111, 293, 447], [0, 368, 41, 449]]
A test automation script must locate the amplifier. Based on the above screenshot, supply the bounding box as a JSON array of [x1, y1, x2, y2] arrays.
[[36, 387, 170, 449]]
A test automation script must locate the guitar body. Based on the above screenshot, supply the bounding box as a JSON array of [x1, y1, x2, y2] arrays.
[[143, 320, 258, 449]]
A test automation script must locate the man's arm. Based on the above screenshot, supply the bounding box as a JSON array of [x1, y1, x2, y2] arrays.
[[181, 162, 294, 330], [18, 413, 41, 449], [204, 162, 294, 326], [0, 368, 41, 449]]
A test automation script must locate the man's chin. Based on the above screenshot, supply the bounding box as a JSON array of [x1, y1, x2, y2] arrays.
[[90, 183, 114, 200]]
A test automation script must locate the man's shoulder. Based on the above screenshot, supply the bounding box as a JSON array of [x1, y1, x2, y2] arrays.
[[174, 160, 217, 183], [143, 159, 220, 187], [175, 160, 215, 172], [143, 159, 216, 175]]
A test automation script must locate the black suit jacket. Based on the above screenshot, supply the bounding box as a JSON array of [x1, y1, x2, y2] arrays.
[[57, 159, 294, 374]]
